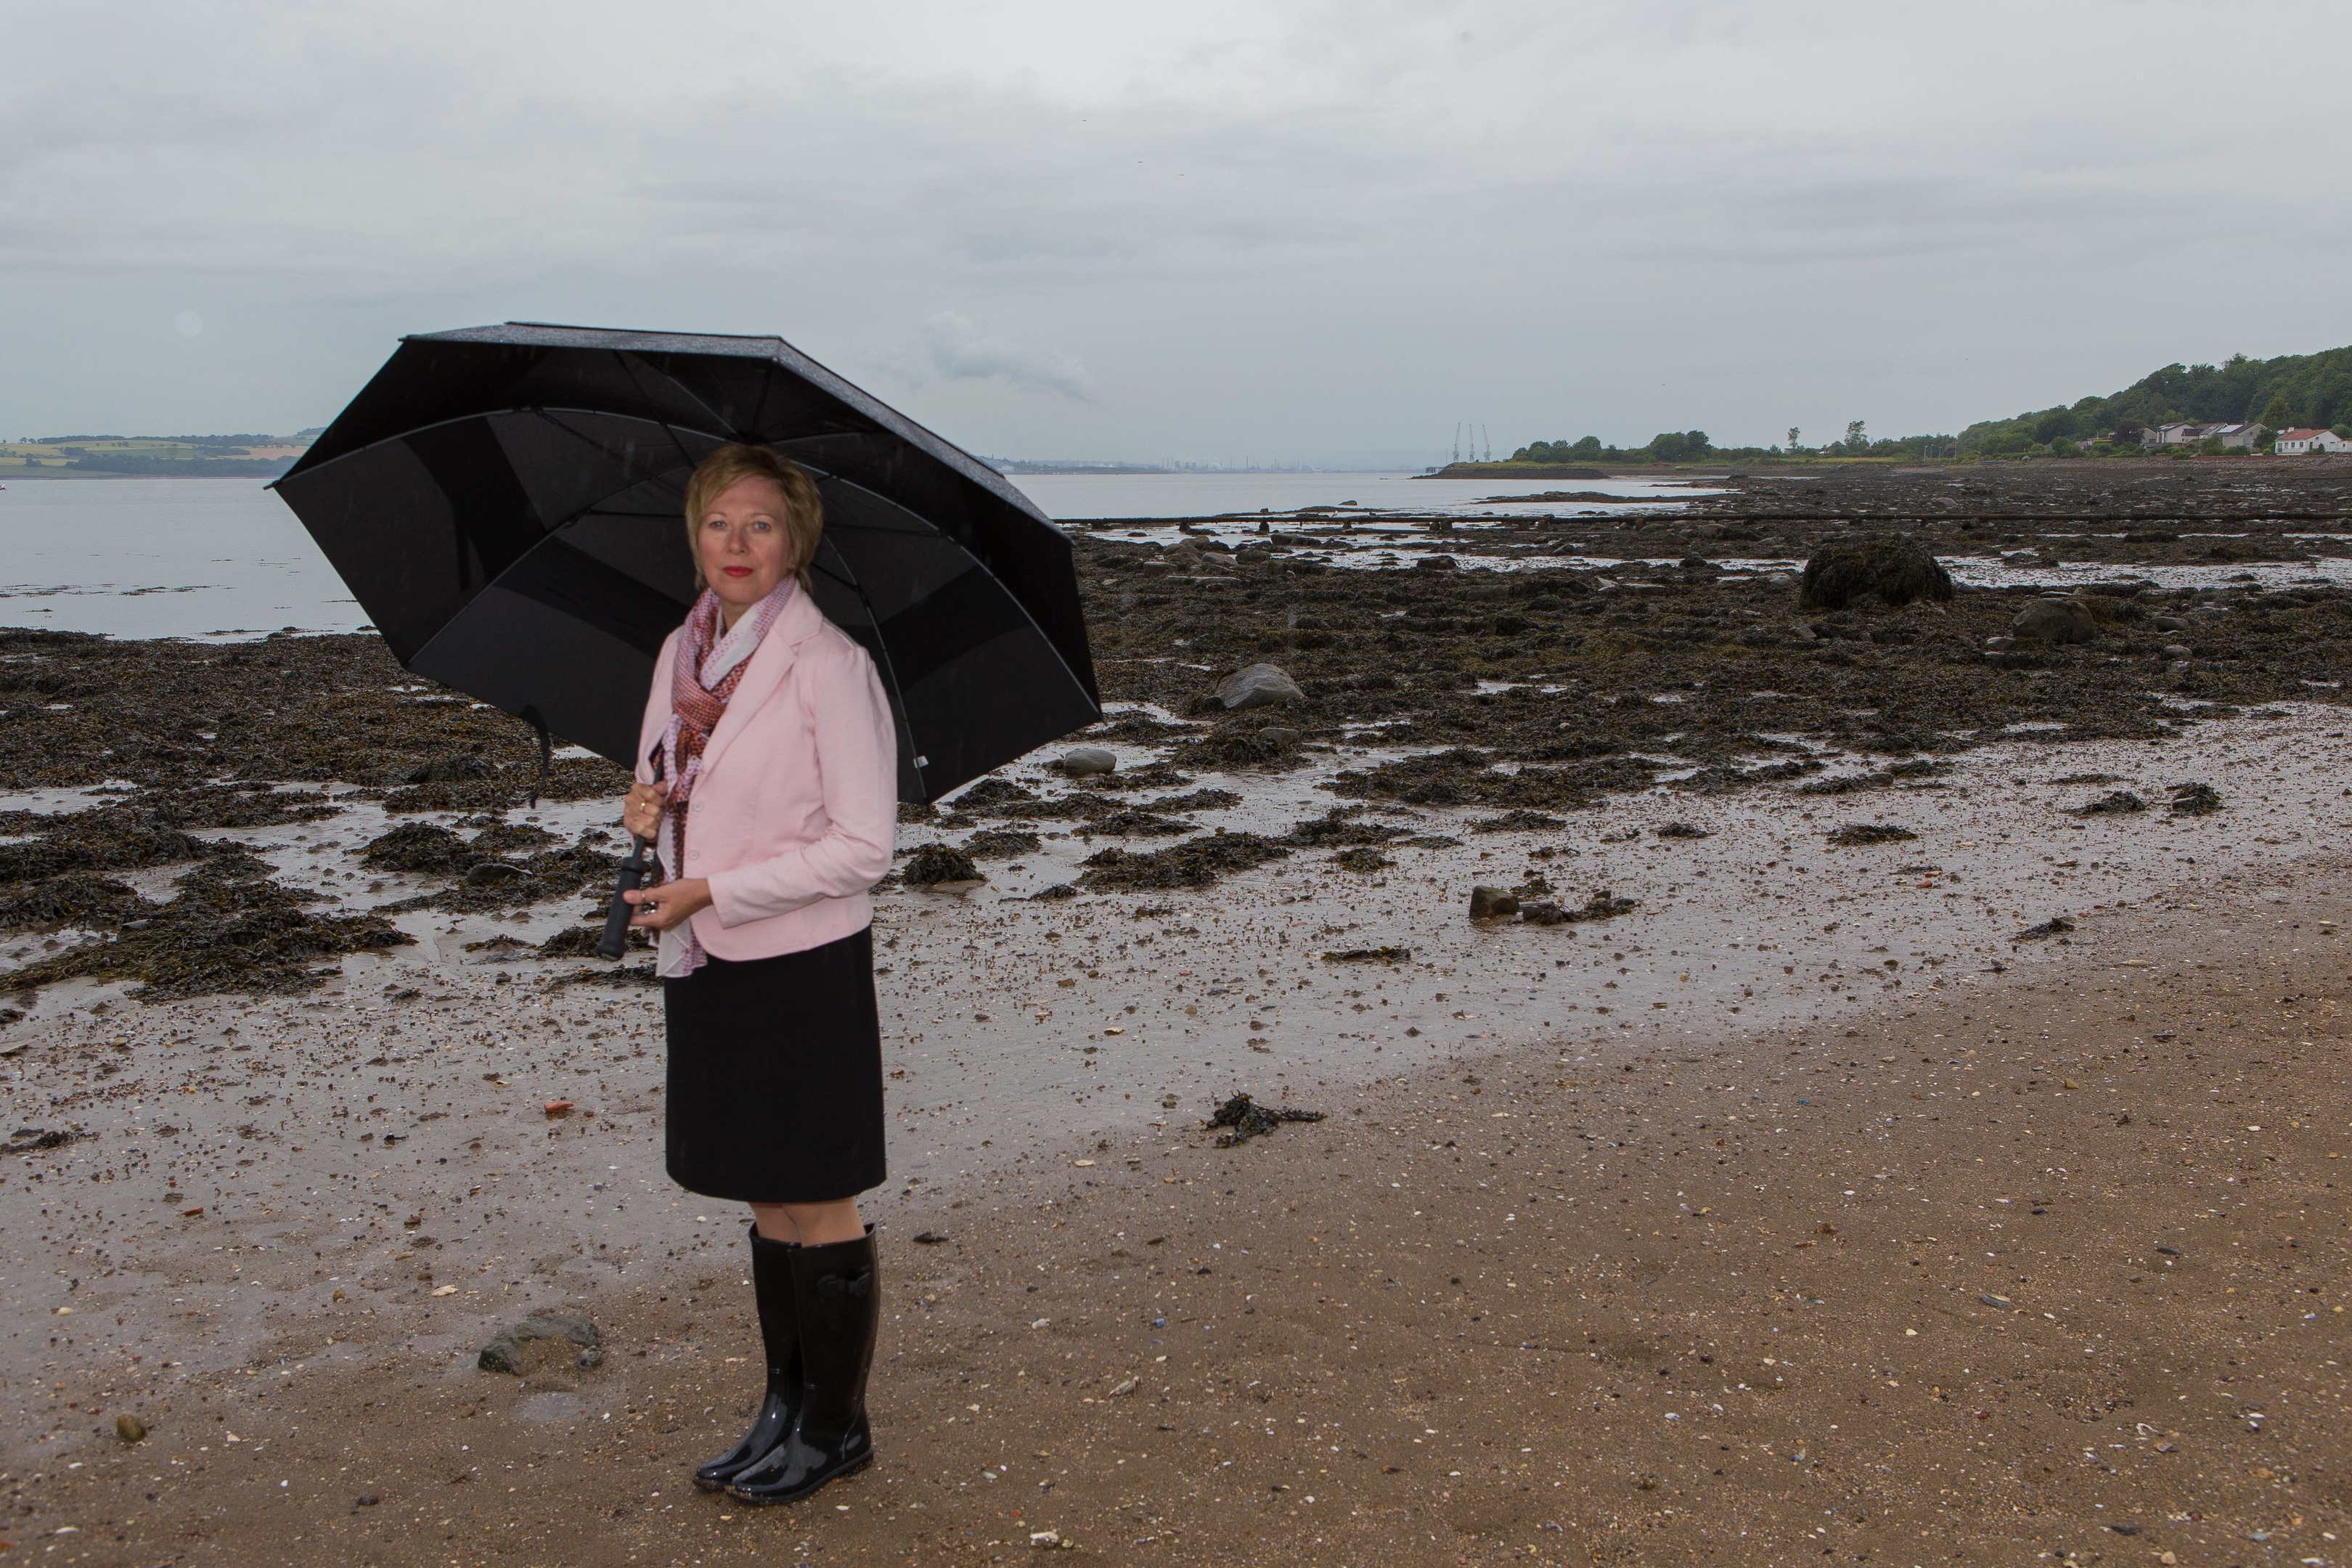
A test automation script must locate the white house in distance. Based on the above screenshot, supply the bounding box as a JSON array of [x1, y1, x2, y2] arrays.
[[2277, 427, 2352, 454], [2141, 421, 2269, 449]]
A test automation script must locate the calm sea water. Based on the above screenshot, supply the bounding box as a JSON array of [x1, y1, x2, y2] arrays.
[[0, 478, 368, 640], [0, 473, 1693, 640], [1005, 470, 1687, 519]]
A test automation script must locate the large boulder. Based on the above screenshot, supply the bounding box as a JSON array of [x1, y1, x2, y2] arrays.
[[1213, 663, 1303, 711], [2012, 597, 2097, 645], [1797, 536, 1953, 612]]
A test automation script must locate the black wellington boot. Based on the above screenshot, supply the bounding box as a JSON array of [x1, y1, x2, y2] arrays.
[[693, 1225, 802, 1491], [728, 1225, 878, 1506]]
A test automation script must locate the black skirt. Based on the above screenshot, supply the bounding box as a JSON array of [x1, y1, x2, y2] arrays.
[[663, 926, 887, 1204]]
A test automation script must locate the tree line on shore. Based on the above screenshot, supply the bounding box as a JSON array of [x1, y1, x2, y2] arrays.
[[1510, 343, 2352, 465]]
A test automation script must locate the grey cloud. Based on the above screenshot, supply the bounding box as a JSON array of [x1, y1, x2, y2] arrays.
[[920, 314, 1099, 403], [1, 1, 2350, 459]]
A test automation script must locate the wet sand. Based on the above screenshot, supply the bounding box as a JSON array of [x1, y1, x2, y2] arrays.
[[11, 857, 2351, 1565], [5, 459, 2352, 1562]]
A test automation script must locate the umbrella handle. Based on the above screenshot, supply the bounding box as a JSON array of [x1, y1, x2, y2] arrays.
[[596, 836, 652, 960]]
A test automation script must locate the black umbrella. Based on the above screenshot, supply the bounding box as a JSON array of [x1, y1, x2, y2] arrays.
[[272, 322, 1100, 804]]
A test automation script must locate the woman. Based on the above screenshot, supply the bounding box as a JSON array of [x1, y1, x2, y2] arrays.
[[619, 443, 897, 1507]]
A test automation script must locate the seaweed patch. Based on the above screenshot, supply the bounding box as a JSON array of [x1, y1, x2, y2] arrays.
[[0, 855, 412, 999], [1206, 1093, 1324, 1148]]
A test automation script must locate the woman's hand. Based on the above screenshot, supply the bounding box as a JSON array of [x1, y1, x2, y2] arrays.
[[624, 877, 712, 932], [623, 780, 668, 841]]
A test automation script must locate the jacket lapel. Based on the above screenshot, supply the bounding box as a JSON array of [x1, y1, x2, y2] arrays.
[[634, 632, 680, 779], [696, 588, 822, 780]]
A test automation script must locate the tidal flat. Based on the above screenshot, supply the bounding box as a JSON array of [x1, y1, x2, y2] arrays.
[[4, 459, 2351, 1562]]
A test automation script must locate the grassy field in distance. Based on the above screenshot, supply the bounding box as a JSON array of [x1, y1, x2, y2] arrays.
[[0, 432, 313, 478]]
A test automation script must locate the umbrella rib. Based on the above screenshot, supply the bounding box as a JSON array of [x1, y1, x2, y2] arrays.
[[522, 408, 714, 534], [819, 471, 1100, 723], [607, 349, 741, 444]]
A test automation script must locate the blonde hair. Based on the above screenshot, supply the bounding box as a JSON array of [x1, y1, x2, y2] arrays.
[[682, 444, 825, 591]]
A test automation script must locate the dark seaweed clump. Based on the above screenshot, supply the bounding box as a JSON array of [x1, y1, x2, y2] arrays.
[[0, 794, 309, 934], [1826, 823, 1919, 846], [374, 830, 620, 915], [2075, 790, 2147, 816], [1283, 809, 1407, 848], [1524, 889, 1637, 926], [1797, 759, 1952, 795], [904, 844, 983, 886], [962, 828, 1043, 859], [1075, 809, 1196, 838], [0, 873, 153, 934], [1326, 749, 1656, 812], [383, 759, 618, 814], [0, 806, 217, 884], [537, 924, 646, 957], [1, 852, 411, 999], [360, 822, 478, 875], [1074, 807, 1424, 891], [1207, 1093, 1324, 1148], [1081, 710, 1198, 745], [1473, 810, 1565, 833], [942, 779, 1042, 818], [1073, 761, 1195, 793], [2168, 782, 2222, 817], [943, 786, 1117, 825], [1144, 788, 1242, 812], [1079, 831, 1292, 891], [0, 628, 628, 804], [1173, 727, 1303, 772]]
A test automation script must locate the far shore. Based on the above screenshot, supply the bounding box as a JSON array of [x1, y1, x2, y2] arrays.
[[1425, 453, 2352, 479]]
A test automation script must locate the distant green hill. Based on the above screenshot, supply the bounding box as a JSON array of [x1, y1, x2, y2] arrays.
[[1493, 345, 2352, 467], [0, 434, 309, 478], [1959, 346, 2352, 456]]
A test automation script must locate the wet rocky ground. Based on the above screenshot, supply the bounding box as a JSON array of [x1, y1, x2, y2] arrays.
[[1072, 459, 2352, 785], [7, 460, 2351, 1005], [4, 457, 2352, 1563]]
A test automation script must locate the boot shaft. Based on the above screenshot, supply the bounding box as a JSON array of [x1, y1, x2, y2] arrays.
[[788, 1225, 879, 1442], [748, 1225, 802, 1390]]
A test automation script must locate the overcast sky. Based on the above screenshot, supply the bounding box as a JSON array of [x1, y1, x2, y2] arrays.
[[4, 0, 2347, 466]]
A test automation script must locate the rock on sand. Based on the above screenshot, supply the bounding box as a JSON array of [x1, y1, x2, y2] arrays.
[[1212, 663, 1303, 711], [2012, 597, 2098, 645]]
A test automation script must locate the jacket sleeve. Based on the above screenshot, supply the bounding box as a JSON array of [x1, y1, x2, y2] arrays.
[[703, 637, 899, 926]]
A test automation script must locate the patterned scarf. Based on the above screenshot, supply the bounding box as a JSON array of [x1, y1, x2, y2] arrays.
[[653, 577, 797, 977]]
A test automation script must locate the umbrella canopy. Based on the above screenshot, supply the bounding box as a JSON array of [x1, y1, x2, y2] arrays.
[[274, 322, 1099, 802]]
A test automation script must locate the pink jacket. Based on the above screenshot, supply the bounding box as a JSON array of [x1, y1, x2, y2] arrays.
[[634, 588, 899, 962]]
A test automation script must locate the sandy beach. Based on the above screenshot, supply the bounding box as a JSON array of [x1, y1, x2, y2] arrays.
[[4, 460, 2352, 1564]]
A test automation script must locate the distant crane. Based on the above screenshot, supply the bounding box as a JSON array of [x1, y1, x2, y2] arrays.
[[1453, 424, 1462, 464], [1482, 425, 1491, 462]]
